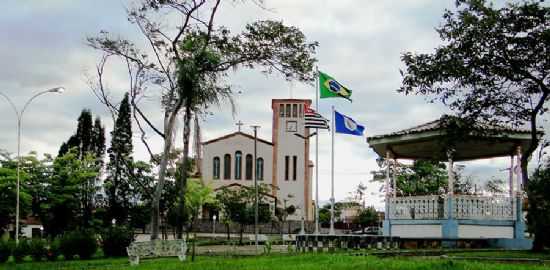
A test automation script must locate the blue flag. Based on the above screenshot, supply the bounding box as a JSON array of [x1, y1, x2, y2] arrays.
[[334, 111, 364, 136]]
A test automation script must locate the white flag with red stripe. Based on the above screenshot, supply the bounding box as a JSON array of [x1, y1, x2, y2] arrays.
[[304, 105, 329, 129]]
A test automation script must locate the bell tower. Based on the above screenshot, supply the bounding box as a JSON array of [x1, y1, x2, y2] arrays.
[[271, 99, 313, 220]]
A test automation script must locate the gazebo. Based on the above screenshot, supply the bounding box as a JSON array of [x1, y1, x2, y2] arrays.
[[367, 116, 542, 249]]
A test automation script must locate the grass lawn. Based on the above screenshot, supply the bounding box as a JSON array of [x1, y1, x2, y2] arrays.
[[449, 250, 550, 260], [1, 253, 549, 270]]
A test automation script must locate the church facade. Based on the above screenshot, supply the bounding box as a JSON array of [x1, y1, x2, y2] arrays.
[[201, 99, 314, 221]]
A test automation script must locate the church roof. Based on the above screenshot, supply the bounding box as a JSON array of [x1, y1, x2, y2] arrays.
[[202, 131, 273, 146]]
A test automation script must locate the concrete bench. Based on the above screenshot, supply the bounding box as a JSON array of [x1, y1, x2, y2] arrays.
[[126, 239, 187, 265]]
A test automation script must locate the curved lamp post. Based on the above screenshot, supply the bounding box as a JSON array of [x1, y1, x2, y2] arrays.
[[0, 87, 65, 244]]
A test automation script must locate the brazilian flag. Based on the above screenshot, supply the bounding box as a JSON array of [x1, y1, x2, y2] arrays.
[[319, 71, 352, 102]]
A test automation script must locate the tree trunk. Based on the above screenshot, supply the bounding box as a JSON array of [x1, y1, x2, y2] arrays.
[[226, 223, 230, 240], [151, 111, 178, 240], [239, 225, 243, 245], [177, 102, 193, 239]]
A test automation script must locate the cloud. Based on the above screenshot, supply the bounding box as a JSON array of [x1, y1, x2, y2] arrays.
[[1, 0, 546, 211]]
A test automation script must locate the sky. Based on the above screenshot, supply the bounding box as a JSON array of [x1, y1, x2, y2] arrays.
[[0, 0, 547, 210]]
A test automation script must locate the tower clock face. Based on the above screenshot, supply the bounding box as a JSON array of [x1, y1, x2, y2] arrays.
[[286, 120, 297, 132]]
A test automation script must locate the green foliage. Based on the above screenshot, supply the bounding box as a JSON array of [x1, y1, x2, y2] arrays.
[[527, 162, 550, 251], [129, 204, 150, 233], [396, 160, 448, 196], [216, 184, 273, 243], [101, 226, 134, 257], [59, 230, 98, 260], [41, 150, 99, 236], [0, 240, 10, 263], [319, 203, 343, 225], [45, 238, 61, 262], [355, 207, 379, 231], [12, 239, 30, 263], [28, 239, 46, 262], [399, 0, 549, 127], [106, 93, 134, 225]]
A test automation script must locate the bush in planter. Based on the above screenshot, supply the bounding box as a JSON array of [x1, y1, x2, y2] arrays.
[[60, 230, 98, 260], [46, 238, 60, 261], [12, 239, 30, 263], [101, 226, 134, 257], [28, 239, 46, 262], [0, 241, 10, 263]]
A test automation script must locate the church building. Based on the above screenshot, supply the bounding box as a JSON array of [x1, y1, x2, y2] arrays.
[[201, 99, 314, 221]]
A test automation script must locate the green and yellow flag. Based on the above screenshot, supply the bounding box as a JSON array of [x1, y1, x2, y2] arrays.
[[319, 71, 352, 102]]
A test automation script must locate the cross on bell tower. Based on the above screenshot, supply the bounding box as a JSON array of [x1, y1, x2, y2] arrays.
[[236, 120, 244, 132]]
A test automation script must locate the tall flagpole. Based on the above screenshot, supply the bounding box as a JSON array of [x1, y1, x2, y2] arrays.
[[329, 105, 335, 235], [314, 66, 320, 235]]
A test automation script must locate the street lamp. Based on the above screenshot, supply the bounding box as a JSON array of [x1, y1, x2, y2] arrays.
[[212, 215, 217, 236], [250, 125, 260, 253], [0, 87, 65, 244]]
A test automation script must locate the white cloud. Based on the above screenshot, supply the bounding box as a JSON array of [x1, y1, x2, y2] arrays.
[[1, 0, 546, 208]]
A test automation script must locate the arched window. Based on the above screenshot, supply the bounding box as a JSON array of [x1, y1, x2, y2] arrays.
[[235, 151, 242, 180], [245, 154, 253, 180], [213, 157, 220, 180], [256, 158, 264, 181], [223, 154, 231, 180]]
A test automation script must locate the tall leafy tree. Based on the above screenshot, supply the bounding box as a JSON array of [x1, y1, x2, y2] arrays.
[[355, 207, 379, 233], [59, 109, 106, 162], [216, 184, 272, 244], [398, 0, 549, 185], [41, 149, 99, 235], [527, 160, 550, 251], [87, 0, 318, 240], [106, 93, 134, 224]]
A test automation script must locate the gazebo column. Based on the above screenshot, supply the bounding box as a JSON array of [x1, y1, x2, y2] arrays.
[[383, 149, 393, 237], [509, 155, 515, 197], [442, 149, 458, 245], [514, 145, 525, 240]]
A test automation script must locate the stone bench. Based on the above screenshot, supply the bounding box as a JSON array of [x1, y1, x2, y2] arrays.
[[126, 239, 187, 265]]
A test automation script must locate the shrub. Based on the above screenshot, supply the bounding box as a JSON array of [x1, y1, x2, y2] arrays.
[[12, 239, 30, 263], [46, 238, 61, 261], [101, 226, 134, 257], [60, 230, 98, 260], [0, 241, 10, 263], [28, 239, 46, 262]]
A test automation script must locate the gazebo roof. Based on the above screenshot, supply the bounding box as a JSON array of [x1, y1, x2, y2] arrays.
[[367, 117, 542, 161]]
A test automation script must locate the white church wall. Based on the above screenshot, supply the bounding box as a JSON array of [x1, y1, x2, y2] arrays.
[[202, 133, 273, 191]]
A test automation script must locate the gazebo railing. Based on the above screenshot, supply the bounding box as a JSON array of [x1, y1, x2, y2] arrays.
[[448, 195, 515, 220], [389, 195, 515, 220], [389, 195, 442, 219]]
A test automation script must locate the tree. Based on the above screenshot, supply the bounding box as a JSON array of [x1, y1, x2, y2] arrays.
[[399, 0, 549, 186], [527, 160, 550, 251], [355, 207, 379, 233], [41, 149, 99, 236], [484, 177, 506, 195], [348, 182, 367, 208], [106, 93, 134, 224], [216, 184, 272, 244], [0, 157, 31, 235], [274, 194, 296, 235], [59, 110, 105, 161], [87, 0, 317, 240], [395, 160, 448, 196], [319, 203, 343, 227]]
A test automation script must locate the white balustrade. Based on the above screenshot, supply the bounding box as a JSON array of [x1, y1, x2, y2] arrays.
[[450, 195, 514, 220], [389, 195, 515, 221], [389, 195, 441, 219]]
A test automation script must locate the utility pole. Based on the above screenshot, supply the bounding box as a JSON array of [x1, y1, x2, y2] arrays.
[[0, 87, 65, 244], [251, 125, 260, 253]]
